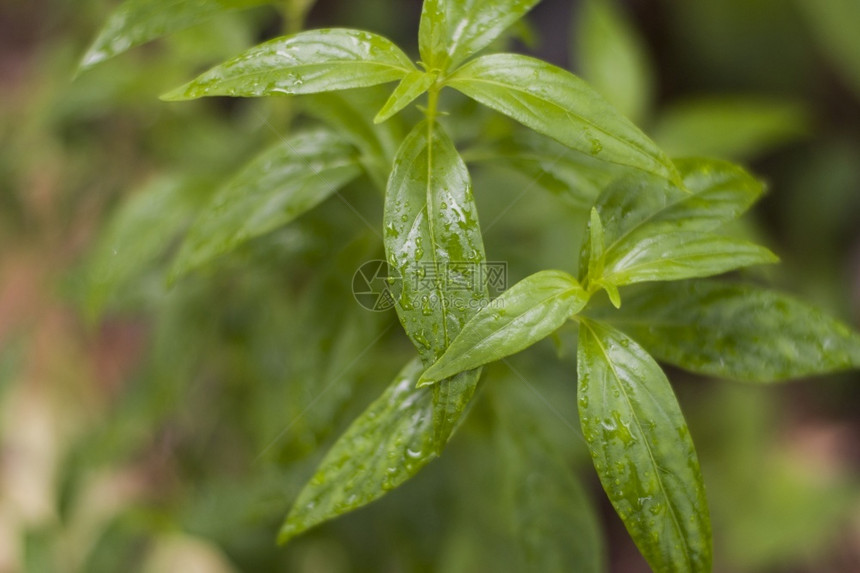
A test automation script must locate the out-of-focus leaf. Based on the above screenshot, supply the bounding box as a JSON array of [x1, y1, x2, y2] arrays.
[[446, 54, 678, 184], [279, 357, 437, 544], [576, 0, 654, 123], [374, 71, 436, 123], [418, 0, 541, 72], [580, 157, 774, 286], [419, 270, 587, 384], [578, 319, 712, 573], [170, 128, 361, 279], [462, 135, 618, 208], [495, 387, 605, 573], [303, 89, 405, 191], [796, 0, 860, 98], [79, 0, 274, 71], [162, 29, 415, 100], [86, 176, 205, 317], [384, 120, 487, 448], [598, 280, 860, 382], [653, 97, 809, 159]]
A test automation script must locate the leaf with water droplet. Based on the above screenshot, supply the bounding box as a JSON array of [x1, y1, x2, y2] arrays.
[[419, 270, 588, 385], [78, 0, 274, 71], [170, 128, 361, 279], [445, 54, 678, 184], [162, 28, 415, 100], [578, 319, 712, 572], [279, 357, 440, 544], [418, 0, 541, 72], [384, 120, 487, 448], [579, 157, 776, 287], [595, 279, 860, 382]]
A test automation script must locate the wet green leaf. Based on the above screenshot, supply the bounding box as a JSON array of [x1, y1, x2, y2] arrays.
[[79, 0, 273, 71], [576, 0, 654, 123], [170, 128, 361, 278], [374, 71, 436, 123], [162, 28, 415, 100], [419, 270, 588, 385], [279, 357, 438, 544], [462, 135, 618, 208], [653, 97, 809, 160], [598, 280, 860, 382], [445, 54, 677, 183], [384, 120, 487, 447], [578, 319, 712, 573], [581, 157, 774, 286], [418, 0, 541, 72]]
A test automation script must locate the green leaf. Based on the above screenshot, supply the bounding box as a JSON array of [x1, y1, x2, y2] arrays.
[[578, 319, 712, 573], [597, 280, 860, 383], [279, 357, 438, 544], [602, 232, 777, 286], [384, 120, 488, 447], [494, 387, 606, 573], [581, 157, 773, 286], [79, 0, 273, 71], [418, 0, 541, 72], [85, 176, 206, 317], [303, 89, 406, 191], [462, 135, 618, 209], [161, 28, 415, 100], [374, 71, 436, 123], [445, 53, 678, 183], [652, 97, 809, 160], [170, 128, 361, 278], [419, 270, 588, 385], [576, 0, 654, 123]]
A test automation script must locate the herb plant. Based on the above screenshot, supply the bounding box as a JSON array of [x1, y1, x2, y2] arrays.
[[80, 0, 860, 571]]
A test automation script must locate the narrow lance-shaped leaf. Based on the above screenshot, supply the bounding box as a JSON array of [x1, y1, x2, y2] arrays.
[[445, 54, 678, 184], [384, 120, 488, 448], [595, 280, 860, 383], [79, 0, 274, 71], [580, 157, 775, 285], [170, 128, 361, 279], [279, 358, 438, 544], [162, 28, 415, 100], [419, 0, 541, 72], [419, 270, 588, 385], [578, 319, 712, 572], [374, 70, 437, 124]]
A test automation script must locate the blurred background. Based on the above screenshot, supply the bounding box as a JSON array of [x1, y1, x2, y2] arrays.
[[1, 0, 860, 571]]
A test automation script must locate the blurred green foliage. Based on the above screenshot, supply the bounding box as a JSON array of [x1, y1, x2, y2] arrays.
[[1, 0, 859, 571]]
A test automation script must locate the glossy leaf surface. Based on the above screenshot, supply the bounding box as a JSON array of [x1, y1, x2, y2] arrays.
[[162, 29, 415, 100], [418, 0, 541, 72], [578, 319, 712, 573], [581, 157, 773, 285], [170, 128, 361, 278], [419, 270, 588, 384], [279, 358, 437, 543], [576, 0, 654, 123], [384, 120, 487, 447], [374, 70, 436, 123], [446, 54, 677, 183], [79, 0, 273, 70], [599, 280, 860, 382]]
